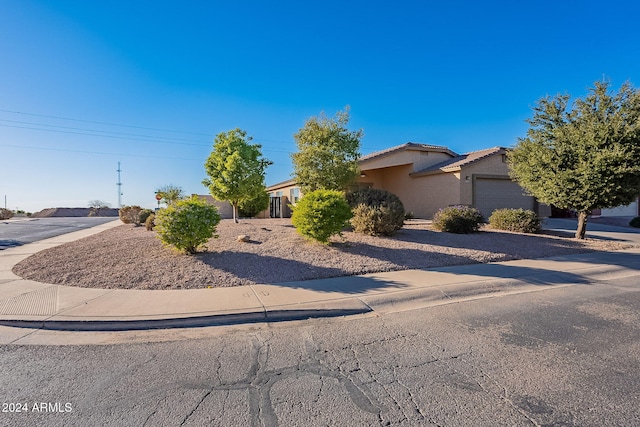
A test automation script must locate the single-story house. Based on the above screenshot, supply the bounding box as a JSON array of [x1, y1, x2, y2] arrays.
[[267, 142, 551, 220], [594, 197, 640, 217]]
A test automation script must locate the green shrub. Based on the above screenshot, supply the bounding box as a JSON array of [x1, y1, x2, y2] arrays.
[[154, 196, 221, 254], [432, 205, 483, 233], [346, 188, 405, 236], [139, 209, 154, 225], [291, 189, 353, 244], [404, 211, 415, 220], [0, 208, 14, 220], [630, 216, 640, 228], [238, 190, 269, 218], [145, 213, 155, 231], [119, 205, 143, 225], [489, 208, 541, 233]]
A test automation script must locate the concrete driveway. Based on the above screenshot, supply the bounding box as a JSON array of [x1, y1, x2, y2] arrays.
[[0, 217, 119, 250]]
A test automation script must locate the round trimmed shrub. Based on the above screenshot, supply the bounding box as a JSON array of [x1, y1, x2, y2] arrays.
[[489, 208, 541, 233], [432, 205, 483, 233], [154, 196, 221, 254], [346, 188, 405, 236], [291, 189, 353, 244], [630, 216, 640, 228]]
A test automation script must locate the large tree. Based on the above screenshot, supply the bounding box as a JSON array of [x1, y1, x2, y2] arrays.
[[291, 107, 363, 193], [203, 128, 271, 223], [508, 80, 640, 239]]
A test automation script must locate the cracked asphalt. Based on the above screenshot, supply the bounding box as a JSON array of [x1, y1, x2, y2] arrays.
[[1, 273, 639, 426]]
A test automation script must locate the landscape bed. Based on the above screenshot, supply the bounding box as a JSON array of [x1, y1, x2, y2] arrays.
[[12, 218, 630, 290]]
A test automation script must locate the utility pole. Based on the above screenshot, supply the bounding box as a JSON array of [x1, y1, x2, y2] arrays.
[[117, 161, 123, 208]]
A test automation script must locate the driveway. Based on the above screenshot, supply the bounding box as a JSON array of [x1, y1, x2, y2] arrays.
[[543, 217, 640, 245], [0, 217, 118, 250]]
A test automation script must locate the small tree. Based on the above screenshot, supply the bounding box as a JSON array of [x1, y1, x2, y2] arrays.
[[292, 107, 363, 193], [203, 128, 272, 223], [88, 200, 111, 216], [154, 196, 221, 254], [509, 80, 640, 239], [155, 184, 185, 206]]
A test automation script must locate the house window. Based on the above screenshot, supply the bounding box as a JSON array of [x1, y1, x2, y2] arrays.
[[276, 191, 283, 197], [290, 188, 300, 204]]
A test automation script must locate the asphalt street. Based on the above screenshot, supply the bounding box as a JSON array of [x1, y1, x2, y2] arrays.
[[1, 272, 639, 426], [0, 217, 117, 249]]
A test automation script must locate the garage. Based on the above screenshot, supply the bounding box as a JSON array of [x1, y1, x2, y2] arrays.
[[473, 177, 535, 218]]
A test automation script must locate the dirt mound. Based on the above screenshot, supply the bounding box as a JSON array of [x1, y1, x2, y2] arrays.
[[31, 208, 119, 218]]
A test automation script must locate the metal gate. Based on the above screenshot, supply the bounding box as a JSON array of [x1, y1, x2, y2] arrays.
[[270, 197, 281, 218]]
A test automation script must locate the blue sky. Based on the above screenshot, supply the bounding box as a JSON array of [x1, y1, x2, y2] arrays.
[[1, 0, 639, 212]]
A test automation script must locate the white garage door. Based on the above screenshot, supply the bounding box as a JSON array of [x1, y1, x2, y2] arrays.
[[601, 201, 638, 216], [474, 178, 535, 218]]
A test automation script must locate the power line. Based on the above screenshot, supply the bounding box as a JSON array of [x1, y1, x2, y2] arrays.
[[0, 108, 297, 146], [0, 108, 212, 137], [0, 144, 203, 161]]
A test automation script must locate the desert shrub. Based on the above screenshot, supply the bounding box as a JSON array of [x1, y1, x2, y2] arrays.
[[404, 211, 415, 220], [346, 188, 405, 236], [291, 189, 352, 244], [0, 208, 14, 220], [432, 205, 483, 233], [630, 216, 640, 228], [139, 209, 154, 225], [145, 213, 155, 231], [489, 208, 541, 233], [154, 196, 221, 254], [119, 205, 143, 225]]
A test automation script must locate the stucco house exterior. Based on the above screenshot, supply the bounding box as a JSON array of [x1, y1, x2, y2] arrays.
[[267, 142, 551, 220]]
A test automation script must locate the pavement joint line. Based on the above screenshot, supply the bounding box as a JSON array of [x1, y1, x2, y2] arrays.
[[40, 287, 117, 320], [248, 284, 268, 317]]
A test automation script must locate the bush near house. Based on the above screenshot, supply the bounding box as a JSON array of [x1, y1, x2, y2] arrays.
[[291, 189, 353, 244], [432, 205, 483, 234], [347, 188, 405, 236], [154, 196, 221, 254], [630, 216, 640, 228], [489, 208, 541, 233]]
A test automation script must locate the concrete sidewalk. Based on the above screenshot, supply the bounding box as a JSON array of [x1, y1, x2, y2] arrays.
[[2, 219, 640, 332]]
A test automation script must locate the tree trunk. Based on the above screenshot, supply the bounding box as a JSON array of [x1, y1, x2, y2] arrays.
[[575, 211, 590, 239], [232, 203, 239, 223]]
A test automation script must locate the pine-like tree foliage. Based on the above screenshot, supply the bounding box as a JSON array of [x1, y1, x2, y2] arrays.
[[509, 80, 640, 239], [292, 108, 363, 193]]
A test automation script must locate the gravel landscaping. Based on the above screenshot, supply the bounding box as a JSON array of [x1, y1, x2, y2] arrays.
[[12, 218, 630, 290]]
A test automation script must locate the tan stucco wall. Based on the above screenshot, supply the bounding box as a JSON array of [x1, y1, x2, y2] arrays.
[[360, 150, 453, 173], [358, 165, 461, 218], [195, 195, 234, 219]]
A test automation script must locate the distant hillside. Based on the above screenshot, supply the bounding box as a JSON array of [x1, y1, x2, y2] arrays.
[[31, 208, 119, 218]]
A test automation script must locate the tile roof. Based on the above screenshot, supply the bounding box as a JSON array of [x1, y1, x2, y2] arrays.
[[411, 146, 506, 176], [359, 142, 458, 163]]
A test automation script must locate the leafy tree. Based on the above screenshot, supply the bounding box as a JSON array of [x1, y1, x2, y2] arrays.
[[509, 80, 640, 239], [88, 200, 110, 216], [291, 107, 363, 193], [156, 184, 185, 206], [202, 128, 272, 223]]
